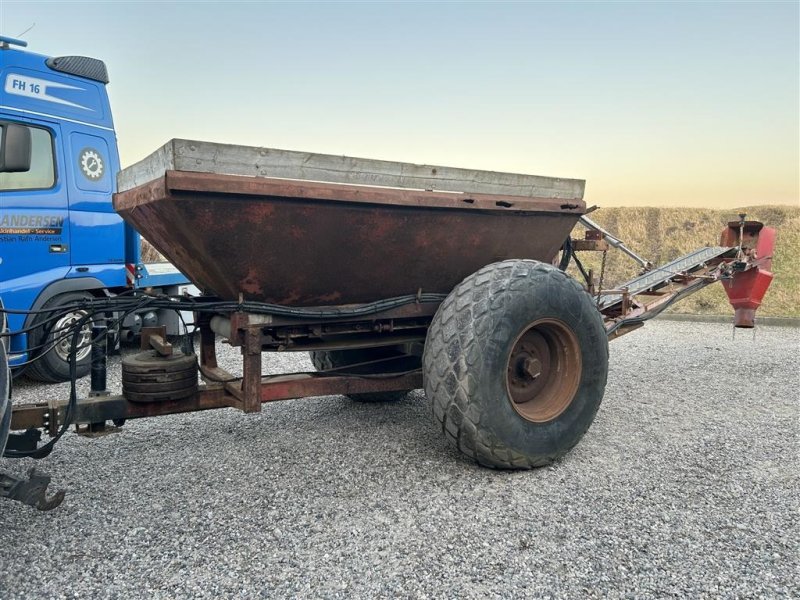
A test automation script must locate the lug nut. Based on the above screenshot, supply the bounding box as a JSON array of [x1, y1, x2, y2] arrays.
[[522, 357, 542, 379]]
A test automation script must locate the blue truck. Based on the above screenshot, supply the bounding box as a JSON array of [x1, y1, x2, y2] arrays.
[[0, 36, 191, 382]]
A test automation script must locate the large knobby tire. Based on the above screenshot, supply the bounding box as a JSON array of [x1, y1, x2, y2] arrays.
[[423, 260, 608, 469], [25, 292, 96, 383], [309, 347, 421, 402]]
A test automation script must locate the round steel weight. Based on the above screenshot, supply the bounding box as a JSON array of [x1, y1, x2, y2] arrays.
[[122, 350, 198, 403]]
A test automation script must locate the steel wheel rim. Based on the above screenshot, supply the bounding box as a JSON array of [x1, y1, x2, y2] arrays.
[[53, 311, 92, 362], [506, 318, 582, 423]]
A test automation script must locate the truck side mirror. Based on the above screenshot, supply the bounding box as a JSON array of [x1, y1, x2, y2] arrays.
[[0, 123, 32, 173]]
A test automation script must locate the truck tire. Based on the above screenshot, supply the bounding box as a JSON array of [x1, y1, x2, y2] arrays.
[[26, 292, 96, 383], [423, 260, 608, 469], [309, 347, 420, 402], [0, 312, 11, 457]]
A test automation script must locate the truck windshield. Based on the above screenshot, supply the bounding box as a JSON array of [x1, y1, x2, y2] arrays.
[[0, 124, 55, 191]]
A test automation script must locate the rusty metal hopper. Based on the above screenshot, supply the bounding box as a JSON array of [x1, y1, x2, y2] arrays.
[[115, 140, 586, 306]]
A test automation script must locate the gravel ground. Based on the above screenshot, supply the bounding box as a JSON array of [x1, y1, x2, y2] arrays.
[[1, 320, 797, 599]]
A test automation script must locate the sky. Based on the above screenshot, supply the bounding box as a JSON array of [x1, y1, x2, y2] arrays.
[[1, 1, 798, 209]]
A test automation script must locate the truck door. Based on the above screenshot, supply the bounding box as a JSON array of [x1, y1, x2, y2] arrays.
[[0, 120, 70, 313]]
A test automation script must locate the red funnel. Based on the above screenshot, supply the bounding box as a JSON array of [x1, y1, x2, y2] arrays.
[[720, 221, 777, 328]]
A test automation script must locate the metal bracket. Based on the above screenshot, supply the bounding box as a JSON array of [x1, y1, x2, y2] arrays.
[[0, 468, 65, 511], [3, 428, 44, 454], [571, 238, 610, 252], [141, 326, 173, 356], [579, 215, 653, 271]]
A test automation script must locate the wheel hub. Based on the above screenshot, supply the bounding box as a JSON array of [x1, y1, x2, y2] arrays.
[[53, 311, 92, 363], [506, 319, 582, 423], [520, 356, 542, 379]]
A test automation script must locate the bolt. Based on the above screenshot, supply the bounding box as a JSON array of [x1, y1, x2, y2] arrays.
[[522, 357, 542, 379]]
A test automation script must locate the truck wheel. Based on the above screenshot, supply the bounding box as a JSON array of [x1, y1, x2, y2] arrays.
[[309, 347, 421, 402], [26, 292, 96, 383], [1, 312, 11, 457], [423, 260, 608, 469]]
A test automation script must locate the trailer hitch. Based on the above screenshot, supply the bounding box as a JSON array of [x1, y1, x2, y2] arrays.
[[0, 467, 65, 511]]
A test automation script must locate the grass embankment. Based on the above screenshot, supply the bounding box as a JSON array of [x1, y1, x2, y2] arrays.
[[141, 204, 798, 317], [571, 205, 798, 318]]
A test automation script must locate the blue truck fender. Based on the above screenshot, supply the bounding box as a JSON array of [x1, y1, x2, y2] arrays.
[[22, 277, 107, 331]]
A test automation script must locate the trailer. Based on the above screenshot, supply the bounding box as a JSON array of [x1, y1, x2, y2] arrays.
[[0, 140, 776, 510]]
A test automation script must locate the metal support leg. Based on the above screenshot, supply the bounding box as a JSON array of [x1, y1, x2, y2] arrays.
[[90, 322, 109, 397], [241, 328, 262, 413], [82, 321, 116, 433], [199, 316, 218, 370]]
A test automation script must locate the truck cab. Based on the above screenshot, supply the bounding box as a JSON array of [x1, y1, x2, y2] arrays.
[[0, 36, 190, 382]]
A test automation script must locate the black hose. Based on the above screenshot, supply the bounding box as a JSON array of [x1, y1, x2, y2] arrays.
[[558, 238, 572, 271], [2, 311, 89, 459]]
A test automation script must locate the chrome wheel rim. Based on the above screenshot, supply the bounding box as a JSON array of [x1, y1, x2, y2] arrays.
[[53, 311, 92, 362]]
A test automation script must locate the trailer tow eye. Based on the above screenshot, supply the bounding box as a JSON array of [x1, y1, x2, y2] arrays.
[[0, 468, 65, 511]]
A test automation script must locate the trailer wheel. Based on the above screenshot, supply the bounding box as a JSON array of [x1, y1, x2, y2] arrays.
[[423, 260, 608, 469], [26, 292, 96, 383], [309, 347, 421, 402]]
